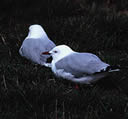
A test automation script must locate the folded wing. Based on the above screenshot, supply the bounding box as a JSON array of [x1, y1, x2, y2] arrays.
[[55, 52, 109, 77], [19, 37, 55, 65]]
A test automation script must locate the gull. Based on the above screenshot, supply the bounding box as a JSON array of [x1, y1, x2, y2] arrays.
[[19, 24, 56, 67], [42, 45, 119, 84]]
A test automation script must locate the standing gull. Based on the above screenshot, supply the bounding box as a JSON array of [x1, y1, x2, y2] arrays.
[[42, 45, 119, 84], [19, 24, 56, 66]]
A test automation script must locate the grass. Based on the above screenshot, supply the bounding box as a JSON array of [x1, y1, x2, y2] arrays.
[[0, 1, 128, 119]]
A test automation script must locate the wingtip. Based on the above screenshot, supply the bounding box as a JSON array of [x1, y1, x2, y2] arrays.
[[106, 65, 120, 72]]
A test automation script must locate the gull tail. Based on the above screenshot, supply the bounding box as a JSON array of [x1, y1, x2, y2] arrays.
[[106, 65, 120, 72]]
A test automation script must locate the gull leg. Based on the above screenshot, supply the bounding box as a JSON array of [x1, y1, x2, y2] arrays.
[[75, 84, 79, 89]]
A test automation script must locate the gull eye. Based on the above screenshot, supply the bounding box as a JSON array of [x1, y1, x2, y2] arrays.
[[54, 50, 57, 53]]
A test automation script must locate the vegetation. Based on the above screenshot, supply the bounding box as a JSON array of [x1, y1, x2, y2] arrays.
[[0, 0, 128, 119]]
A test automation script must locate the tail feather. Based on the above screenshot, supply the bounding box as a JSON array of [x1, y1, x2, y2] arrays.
[[106, 65, 120, 72]]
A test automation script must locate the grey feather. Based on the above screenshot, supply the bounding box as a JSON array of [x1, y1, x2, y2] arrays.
[[19, 37, 55, 65], [55, 52, 109, 77]]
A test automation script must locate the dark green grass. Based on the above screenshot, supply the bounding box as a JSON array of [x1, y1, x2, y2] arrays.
[[1, 2, 128, 118]]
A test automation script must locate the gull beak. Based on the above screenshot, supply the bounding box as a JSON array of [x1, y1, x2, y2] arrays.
[[42, 51, 50, 55]]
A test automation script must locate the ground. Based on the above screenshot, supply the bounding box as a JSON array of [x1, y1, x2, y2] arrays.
[[0, 1, 128, 119]]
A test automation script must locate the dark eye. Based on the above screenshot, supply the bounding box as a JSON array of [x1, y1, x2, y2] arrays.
[[54, 51, 57, 53]]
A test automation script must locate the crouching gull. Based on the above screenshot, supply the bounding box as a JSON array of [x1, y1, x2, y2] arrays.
[[19, 24, 56, 67], [42, 45, 119, 84]]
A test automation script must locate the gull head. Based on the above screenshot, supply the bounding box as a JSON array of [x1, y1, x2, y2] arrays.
[[42, 45, 74, 63], [27, 24, 46, 39]]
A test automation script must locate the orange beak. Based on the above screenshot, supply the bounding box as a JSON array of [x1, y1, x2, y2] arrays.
[[42, 51, 50, 55]]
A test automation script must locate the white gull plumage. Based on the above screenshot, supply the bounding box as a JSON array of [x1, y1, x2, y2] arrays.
[[19, 24, 56, 66], [42, 45, 119, 84]]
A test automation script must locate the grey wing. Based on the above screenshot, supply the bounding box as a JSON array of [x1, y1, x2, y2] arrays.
[[44, 38, 56, 51], [40, 37, 56, 63], [55, 53, 109, 77], [19, 37, 55, 65]]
